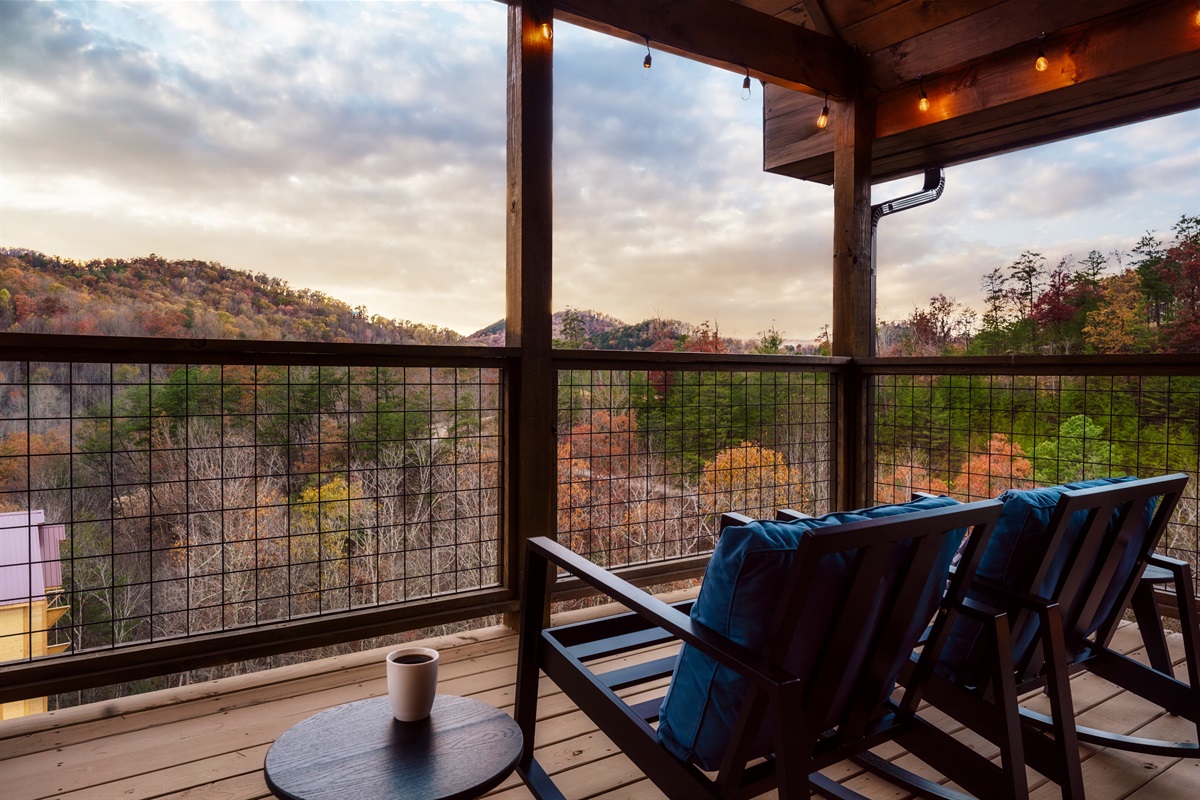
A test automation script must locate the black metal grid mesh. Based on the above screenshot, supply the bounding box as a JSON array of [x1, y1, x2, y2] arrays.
[[556, 365, 836, 568], [870, 370, 1200, 593], [0, 360, 503, 661]]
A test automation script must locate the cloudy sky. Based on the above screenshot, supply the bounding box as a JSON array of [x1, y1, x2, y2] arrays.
[[2, 1, 1198, 341]]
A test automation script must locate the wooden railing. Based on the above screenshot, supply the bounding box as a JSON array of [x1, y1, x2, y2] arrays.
[[0, 334, 1196, 704]]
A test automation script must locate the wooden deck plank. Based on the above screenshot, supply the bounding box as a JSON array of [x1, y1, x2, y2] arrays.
[[1, 612, 1196, 800]]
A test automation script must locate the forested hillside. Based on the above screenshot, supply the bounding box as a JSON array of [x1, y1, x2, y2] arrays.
[[884, 215, 1200, 355], [0, 250, 462, 344]]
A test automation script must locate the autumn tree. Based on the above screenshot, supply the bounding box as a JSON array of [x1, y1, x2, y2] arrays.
[[1155, 215, 1200, 353], [892, 294, 976, 355], [951, 433, 1034, 501], [1083, 269, 1152, 354], [874, 464, 950, 504], [698, 442, 806, 518]]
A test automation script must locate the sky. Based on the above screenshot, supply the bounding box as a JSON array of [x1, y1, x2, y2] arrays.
[[2, 1, 1198, 342]]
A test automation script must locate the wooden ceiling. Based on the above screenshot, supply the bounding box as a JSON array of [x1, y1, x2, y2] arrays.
[[547, 0, 1200, 184]]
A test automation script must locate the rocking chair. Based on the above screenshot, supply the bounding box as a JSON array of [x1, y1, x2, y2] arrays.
[[514, 495, 1029, 800]]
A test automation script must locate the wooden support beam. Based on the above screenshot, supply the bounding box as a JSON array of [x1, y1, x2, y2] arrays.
[[766, 0, 1200, 183], [547, 0, 850, 96], [831, 91, 874, 358], [505, 0, 557, 628], [831, 84, 874, 509]]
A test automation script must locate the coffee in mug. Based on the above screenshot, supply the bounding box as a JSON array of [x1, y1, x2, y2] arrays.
[[385, 647, 439, 721]]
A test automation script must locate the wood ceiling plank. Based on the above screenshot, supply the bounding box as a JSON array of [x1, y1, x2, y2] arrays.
[[736, 1, 805, 17], [864, 0, 1146, 91], [765, 0, 1200, 181], [551, 0, 850, 95], [872, 0, 1200, 138], [767, 61, 1200, 184], [821, 0, 908, 31], [839, 0, 1006, 55]]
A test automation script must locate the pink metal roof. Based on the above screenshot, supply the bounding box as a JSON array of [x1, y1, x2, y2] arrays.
[[0, 510, 57, 606]]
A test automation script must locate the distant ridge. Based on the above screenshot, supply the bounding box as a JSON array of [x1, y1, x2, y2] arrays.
[[467, 309, 626, 346], [1, 249, 812, 353], [0, 250, 462, 345]]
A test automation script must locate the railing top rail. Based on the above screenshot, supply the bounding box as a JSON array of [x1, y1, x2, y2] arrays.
[[552, 348, 849, 371], [858, 354, 1200, 376], [0, 332, 517, 367]]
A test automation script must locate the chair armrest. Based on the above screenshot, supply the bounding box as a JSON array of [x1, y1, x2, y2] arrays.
[[527, 537, 792, 689], [776, 508, 812, 521], [1146, 554, 1188, 579], [970, 575, 1059, 612], [720, 512, 753, 532]]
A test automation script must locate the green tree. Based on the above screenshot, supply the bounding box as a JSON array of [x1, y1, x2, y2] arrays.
[[1032, 415, 1113, 484]]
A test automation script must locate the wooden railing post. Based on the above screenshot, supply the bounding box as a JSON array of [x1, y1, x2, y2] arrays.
[[504, 0, 556, 631], [831, 70, 875, 509]]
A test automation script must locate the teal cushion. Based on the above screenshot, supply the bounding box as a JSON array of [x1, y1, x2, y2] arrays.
[[656, 495, 962, 770], [937, 476, 1155, 687]]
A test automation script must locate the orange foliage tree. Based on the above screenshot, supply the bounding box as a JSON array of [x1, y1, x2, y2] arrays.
[[951, 433, 1034, 501], [1082, 269, 1152, 353], [699, 442, 806, 518], [556, 411, 640, 557], [874, 464, 950, 504]]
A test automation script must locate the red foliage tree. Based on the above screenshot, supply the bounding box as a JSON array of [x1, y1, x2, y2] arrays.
[[1157, 217, 1200, 353], [951, 433, 1034, 501]]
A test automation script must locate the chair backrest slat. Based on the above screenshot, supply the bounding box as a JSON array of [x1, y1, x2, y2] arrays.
[[942, 473, 1188, 688]]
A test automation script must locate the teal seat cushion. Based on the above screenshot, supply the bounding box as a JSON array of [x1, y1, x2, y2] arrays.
[[937, 476, 1155, 687], [656, 494, 962, 770]]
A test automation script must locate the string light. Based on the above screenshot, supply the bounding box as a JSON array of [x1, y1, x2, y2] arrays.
[[742, 66, 752, 101], [541, 21, 553, 40], [917, 74, 929, 112], [816, 92, 829, 129], [643, 36, 652, 69], [1035, 33, 1048, 72]]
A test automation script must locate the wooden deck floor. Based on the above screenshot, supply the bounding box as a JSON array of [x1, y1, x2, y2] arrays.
[[2, 593, 1197, 800]]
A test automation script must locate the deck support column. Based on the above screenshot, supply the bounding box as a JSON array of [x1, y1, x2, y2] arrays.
[[831, 83, 874, 509], [504, 0, 555, 630]]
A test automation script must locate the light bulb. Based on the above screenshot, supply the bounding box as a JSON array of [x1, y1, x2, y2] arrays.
[[918, 91, 929, 112], [643, 38, 652, 70], [816, 94, 829, 129], [742, 70, 752, 101], [1035, 53, 1049, 71], [541, 22, 552, 40]]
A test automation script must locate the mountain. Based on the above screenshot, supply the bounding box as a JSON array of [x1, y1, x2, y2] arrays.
[[0, 250, 462, 345], [467, 309, 626, 347]]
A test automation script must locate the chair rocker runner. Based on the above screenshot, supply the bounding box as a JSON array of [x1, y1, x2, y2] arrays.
[[515, 497, 1028, 800], [904, 474, 1197, 800]]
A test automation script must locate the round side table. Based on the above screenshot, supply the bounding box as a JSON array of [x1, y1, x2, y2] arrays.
[[265, 694, 523, 800]]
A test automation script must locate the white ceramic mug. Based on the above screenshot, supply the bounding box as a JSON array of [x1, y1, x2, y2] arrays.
[[385, 647, 439, 721]]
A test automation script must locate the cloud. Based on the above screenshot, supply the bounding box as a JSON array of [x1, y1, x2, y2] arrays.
[[2, 2, 1196, 342]]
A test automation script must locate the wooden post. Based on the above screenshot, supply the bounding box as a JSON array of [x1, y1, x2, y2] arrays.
[[831, 83, 874, 509], [504, 0, 555, 630]]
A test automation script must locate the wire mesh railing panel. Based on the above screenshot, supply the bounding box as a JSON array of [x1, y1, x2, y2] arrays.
[[0, 357, 503, 662], [556, 364, 836, 569], [870, 369, 1200, 594]]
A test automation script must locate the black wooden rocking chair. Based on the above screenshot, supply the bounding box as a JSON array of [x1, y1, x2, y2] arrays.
[[514, 497, 1030, 800], [877, 474, 1197, 800]]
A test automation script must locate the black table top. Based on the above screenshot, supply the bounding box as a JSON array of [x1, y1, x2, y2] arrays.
[[264, 694, 524, 800]]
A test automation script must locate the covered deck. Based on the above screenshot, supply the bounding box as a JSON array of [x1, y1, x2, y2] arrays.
[[2, 598, 1196, 800], [1, 2, 1199, 799]]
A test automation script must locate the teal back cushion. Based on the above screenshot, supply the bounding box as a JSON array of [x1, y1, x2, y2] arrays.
[[656, 495, 962, 770], [937, 476, 1155, 687]]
